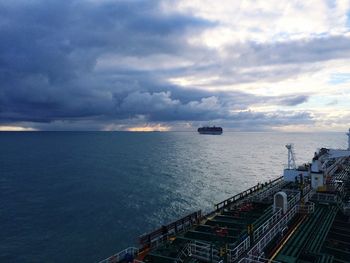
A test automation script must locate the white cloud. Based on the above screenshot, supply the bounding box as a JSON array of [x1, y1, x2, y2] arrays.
[[173, 0, 350, 44]]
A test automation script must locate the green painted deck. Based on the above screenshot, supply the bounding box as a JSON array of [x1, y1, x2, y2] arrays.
[[102, 157, 350, 263]]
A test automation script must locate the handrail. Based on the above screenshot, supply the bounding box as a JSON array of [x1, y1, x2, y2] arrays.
[[98, 247, 139, 263], [227, 236, 251, 262], [176, 242, 191, 263], [252, 181, 287, 201], [297, 202, 315, 214], [253, 208, 282, 241], [139, 210, 201, 249], [302, 189, 315, 203], [325, 157, 345, 176], [311, 192, 340, 203], [247, 205, 298, 258], [239, 255, 282, 263], [215, 177, 284, 211], [225, 212, 281, 262], [287, 192, 301, 209], [189, 240, 220, 262], [302, 184, 311, 194]]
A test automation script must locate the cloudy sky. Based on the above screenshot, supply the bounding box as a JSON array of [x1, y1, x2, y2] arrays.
[[1, 0, 350, 131]]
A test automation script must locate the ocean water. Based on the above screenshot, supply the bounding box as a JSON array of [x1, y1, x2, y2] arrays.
[[0, 131, 347, 263]]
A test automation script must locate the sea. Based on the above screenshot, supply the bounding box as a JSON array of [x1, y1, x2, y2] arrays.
[[0, 131, 347, 263]]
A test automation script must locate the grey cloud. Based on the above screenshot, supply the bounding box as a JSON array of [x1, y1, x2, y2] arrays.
[[0, 0, 212, 123], [225, 36, 350, 67], [113, 89, 310, 122], [265, 95, 309, 106], [168, 36, 350, 88], [279, 95, 309, 106], [0, 0, 319, 130], [116, 91, 228, 121]]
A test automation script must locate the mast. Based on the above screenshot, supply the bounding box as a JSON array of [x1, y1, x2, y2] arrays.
[[286, 144, 296, 169]]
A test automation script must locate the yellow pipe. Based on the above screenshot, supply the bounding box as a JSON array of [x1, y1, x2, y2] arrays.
[[269, 215, 306, 262]]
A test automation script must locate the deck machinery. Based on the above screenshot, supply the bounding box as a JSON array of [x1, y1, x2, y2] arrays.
[[99, 130, 350, 263]]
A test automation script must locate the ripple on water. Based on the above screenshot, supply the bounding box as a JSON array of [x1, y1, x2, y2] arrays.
[[0, 131, 346, 262]]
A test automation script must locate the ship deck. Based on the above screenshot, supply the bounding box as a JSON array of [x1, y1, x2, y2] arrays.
[[99, 158, 350, 263]]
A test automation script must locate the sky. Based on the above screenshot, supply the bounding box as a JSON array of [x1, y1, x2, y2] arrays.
[[1, 0, 350, 131]]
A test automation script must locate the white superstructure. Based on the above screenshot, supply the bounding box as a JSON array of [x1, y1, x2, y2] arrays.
[[284, 128, 350, 189], [283, 144, 308, 182]]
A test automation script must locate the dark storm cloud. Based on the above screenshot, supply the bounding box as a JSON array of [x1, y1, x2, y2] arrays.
[[0, 0, 210, 81], [0, 0, 212, 122], [112, 89, 310, 122], [0, 0, 317, 129]]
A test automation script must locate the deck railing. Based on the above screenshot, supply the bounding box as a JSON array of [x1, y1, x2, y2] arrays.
[[189, 240, 220, 262], [343, 202, 350, 215], [302, 189, 314, 202], [215, 177, 283, 211], [225, 188, 307, 262], [311, 192, 340, 204], [139, 210, 201, 249], [287, 191, 301, 210], [302, 184, 311, 194], [226, 236, 251, 262], [297, 202, 315, 214], [238, 255, 282, 263], [98, 247, 139, 263], [252, 181, 287, 202], [176, 242, 191, 263], [325, 157, 345, 176], [253, 208, 282, 242], [217, 185, 313, 263], [247, 204, 298, 258]]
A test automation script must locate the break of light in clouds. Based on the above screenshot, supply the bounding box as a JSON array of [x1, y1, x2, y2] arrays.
[[0, 0, 350, 131]]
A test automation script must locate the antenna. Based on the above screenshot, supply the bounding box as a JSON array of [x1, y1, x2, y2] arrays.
[[286, 144, 296, 169]]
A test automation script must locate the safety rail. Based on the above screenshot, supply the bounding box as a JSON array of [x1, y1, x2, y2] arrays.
[[176, 242, 191, 263], [297, 202, 315, 214], [227, 236, 251, 262], [189, 240, 220, 262], [334, 165, 350, 179], [252, 180, 287, 202], [302, 184, 311, 194], [311, 192, 340, 204], [325, 157, 345, 176], [238, 256, 282, 263], [215, 185, 262, 211], [287, 191, 301, 209], [226, 187, 312, 262], [98, 247, 139, 263], [343, 202, 350, 215], [215, 177, 283, 211], [247, 204, 298, 258], [253, 208, 282, 242], [139, 210, 201, 249], [302, 189, 314, 202]]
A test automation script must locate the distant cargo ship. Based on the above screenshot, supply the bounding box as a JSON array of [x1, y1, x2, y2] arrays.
[[197, 126, 223, 135]]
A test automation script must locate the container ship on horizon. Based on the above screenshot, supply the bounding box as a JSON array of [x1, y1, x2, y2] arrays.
[[100, 129, 350, 263], [197, 126, 223, 135]]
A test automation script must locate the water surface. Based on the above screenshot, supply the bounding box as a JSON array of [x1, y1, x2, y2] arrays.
[[0, 131, 346, 262]]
